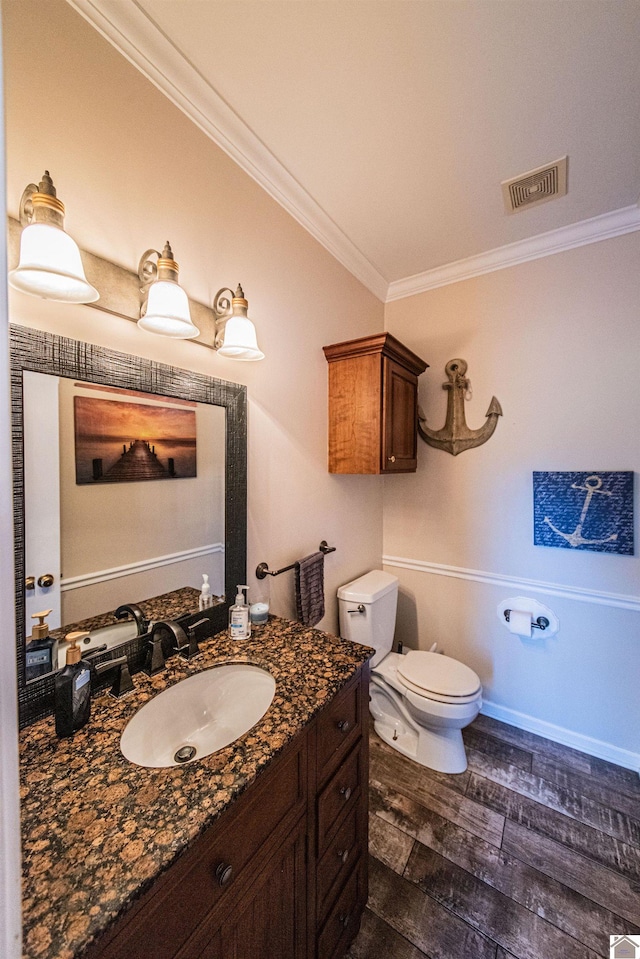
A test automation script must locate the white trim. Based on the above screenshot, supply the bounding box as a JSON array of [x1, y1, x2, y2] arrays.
[[64, 0, 389, 302], [481, 699, 640, 773], [386, 204, 640, 300], [382, 555, 640, 613], [0, 11, 22, 951], [61, 543, 224, 592]]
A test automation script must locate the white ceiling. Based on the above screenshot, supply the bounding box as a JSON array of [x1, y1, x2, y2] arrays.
[[68, 0, 640, 301]]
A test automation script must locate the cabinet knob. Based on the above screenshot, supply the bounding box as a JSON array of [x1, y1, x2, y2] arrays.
[[339, 913, 351, 928], [340, 785, 352, 801], [215, 863, 233, 887], [337, 719, 350, 733], [337, 847, 351, 865], [388, 455, 396, 463]]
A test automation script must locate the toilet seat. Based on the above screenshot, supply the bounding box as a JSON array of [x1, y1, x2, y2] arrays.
[[397, 651, 481, 705]]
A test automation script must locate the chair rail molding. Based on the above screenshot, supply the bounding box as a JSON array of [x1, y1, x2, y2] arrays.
[[61, 543, 225, 592], [382, 555, 640, 613]]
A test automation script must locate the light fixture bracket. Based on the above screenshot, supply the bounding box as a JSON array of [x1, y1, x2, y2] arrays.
[[212, 285, 239, 349], [138, 241, 180, 295], [212, 283, 264, 360], [18, 171, 65, 230]]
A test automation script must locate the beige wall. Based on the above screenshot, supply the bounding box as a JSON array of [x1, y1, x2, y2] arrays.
[[57, 381, 225, 622], [384, 234, 640, 764], [3, 0, 384, 633]]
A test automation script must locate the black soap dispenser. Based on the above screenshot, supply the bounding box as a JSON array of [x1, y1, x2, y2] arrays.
[[25, 608, 58, 680], [54, 631, 92, 738]]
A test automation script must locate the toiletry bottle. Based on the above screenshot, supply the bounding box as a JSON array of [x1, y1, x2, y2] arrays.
[[54, 631, 92, 738], [199, 573, 213, 610], [25, 609, 58, 680], [229, 585, 251, 640]]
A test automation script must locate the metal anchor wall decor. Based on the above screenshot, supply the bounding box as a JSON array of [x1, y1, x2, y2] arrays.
[[418, 358, 502, 456]]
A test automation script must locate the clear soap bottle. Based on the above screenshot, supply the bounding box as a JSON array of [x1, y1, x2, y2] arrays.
[[199, 573, 213, 610], [229, 585, 251, 640]]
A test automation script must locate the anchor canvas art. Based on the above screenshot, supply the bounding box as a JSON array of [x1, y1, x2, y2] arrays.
[[533, 471, 634, 555], [74, 391, 197, 485]]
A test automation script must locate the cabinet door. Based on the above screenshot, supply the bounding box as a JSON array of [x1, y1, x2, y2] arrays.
[[214, 816, 308, 959], [382, 357, 418, 472]]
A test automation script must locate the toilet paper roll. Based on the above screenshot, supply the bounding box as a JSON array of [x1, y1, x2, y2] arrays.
[[507, 610, 532, 637]]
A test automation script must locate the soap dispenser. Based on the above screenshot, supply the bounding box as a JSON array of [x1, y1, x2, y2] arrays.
[[199, 573, 214, 610], [54, 631, 92, 738], [229, 585, 251, 640], [25, 609, 58, 680]]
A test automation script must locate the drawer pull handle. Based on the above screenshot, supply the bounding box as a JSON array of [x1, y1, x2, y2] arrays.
[[337, 719, 350, 733], [340, 785, 352, 801], [337, 846, 351, 864], [339, 912, 351, 928], [215, 863, 233, 887]]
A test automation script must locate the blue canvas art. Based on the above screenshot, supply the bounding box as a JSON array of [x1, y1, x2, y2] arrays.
[[533, 471, 634, 555]]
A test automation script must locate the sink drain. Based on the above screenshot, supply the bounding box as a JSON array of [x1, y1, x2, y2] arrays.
[[174, 745, 197, 764]]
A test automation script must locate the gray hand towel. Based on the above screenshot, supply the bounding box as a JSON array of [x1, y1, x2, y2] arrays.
[[295, 551, 325, 627]]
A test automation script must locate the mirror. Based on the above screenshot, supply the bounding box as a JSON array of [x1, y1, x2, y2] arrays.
[[11, 324, 247, 727]]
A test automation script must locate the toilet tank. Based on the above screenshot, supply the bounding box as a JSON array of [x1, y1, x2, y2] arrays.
[[338, 570, 398, 666]]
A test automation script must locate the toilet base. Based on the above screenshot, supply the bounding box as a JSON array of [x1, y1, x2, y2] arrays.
[[370, 676, 473, 774]]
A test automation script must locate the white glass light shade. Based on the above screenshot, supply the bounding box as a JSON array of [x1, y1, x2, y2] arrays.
[[137, 279, 200, 338], [8, 222, 99, 303], [217, 314, 264, 361]]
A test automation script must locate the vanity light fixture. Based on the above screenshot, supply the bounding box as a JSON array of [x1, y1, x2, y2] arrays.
[[213, 284, 264, 361], [8, 171, 99, 303], [137, 241, 200, 339]]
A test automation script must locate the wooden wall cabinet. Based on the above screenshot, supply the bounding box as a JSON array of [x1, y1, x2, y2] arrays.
[[86, 667, 369, 959], [323, 333, 428, 474]]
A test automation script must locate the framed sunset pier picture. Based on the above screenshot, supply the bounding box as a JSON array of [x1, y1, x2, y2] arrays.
[[73, 389, 197, 485]]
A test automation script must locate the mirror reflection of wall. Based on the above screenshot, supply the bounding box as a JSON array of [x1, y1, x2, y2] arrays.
[[24, 371, 225, 632]]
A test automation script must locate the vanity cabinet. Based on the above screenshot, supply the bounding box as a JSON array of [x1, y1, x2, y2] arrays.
[[84, 666, 369, 959], [323, 333, 428, 474]]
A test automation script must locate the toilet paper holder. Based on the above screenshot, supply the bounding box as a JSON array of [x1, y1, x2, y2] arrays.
[[503, 610, 549, 631]]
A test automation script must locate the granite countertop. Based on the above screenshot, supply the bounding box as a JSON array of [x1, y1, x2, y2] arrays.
[[48, 586, 213, 642], [20, 616, 373, 959]]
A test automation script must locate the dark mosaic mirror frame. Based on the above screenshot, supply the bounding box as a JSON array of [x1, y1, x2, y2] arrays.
[[10, 324, 247, 728]]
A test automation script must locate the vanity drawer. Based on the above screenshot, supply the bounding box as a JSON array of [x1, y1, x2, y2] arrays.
[[317, 741, 361, 856], [316, 676, 361, 782], [317, 856, 366, 959], [93, 737, 307, 959], [316, 804, 359, 920]]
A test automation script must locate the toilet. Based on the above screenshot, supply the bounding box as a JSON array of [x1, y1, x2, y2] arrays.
[[338, 570, 482, 774]]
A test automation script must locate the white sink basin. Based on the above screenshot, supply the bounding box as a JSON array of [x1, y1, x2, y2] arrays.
[[120, 664, 276, 767]]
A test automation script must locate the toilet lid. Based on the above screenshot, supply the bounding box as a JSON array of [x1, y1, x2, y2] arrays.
[[397, 651, 480, 699]]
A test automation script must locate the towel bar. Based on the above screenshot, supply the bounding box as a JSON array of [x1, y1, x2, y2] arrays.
[[256, 541, 336, 579]]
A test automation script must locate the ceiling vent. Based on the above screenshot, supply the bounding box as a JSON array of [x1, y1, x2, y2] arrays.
[[501, 156, 568, 214]]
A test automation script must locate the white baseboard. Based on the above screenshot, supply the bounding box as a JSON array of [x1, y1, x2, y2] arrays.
[[481, 698, 640, 774]]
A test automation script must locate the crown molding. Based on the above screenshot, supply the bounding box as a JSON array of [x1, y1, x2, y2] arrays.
[[65, 0, 389, 302], [386, 204, 640, 301], [64, 2, 640, 307]]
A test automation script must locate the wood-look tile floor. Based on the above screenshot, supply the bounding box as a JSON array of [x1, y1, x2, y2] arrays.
[[347, 715, 640, 959]]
